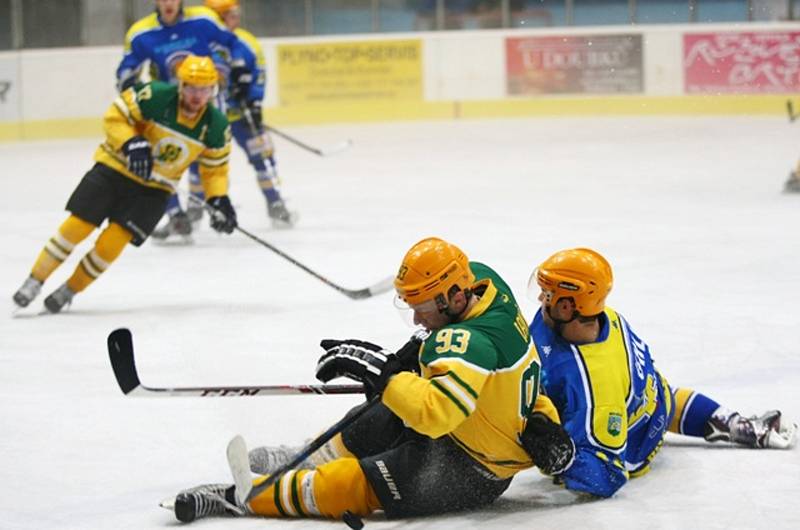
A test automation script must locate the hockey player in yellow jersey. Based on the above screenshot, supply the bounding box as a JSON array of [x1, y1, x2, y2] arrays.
[[11, 56, 237, 313], [166, 237, 561, 523]]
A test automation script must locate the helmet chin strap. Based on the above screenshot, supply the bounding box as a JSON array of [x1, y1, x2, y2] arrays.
[[546, 305, 579, 336]]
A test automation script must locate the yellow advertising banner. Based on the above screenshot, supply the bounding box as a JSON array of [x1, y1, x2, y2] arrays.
[[277, 39, 423, 106]]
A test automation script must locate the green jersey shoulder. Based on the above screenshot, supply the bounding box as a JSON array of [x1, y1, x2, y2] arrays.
[[419, 262, 530, 372], [132, 81, 229, 148]]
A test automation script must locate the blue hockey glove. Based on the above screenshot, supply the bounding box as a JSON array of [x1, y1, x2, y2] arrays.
[[121, 136, 153, 180], [206, 195, 237, 234], [316, 339, 403, 399]]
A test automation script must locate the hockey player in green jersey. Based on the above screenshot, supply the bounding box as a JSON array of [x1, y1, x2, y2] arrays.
[[12, 55, 237, 313], [165, 237, 562, 523]]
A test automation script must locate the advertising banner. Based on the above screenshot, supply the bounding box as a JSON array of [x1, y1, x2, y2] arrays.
[[0, 53, 19, 122], [684, 31, 800, 94], [277, 39, 423, 106], [506, 34, 643, 95]]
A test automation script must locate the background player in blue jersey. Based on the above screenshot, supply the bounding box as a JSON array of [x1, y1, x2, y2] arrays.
[[180, 0, 296, 230], [116, 0, 259, 241], [521, 248, 797, 498]]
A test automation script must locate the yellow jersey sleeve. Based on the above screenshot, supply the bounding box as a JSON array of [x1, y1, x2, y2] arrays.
[[381, 357, 488, 439]]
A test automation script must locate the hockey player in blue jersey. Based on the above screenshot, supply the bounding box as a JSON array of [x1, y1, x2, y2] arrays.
[[179, 0, 296, 231], [520, 248, 797, 498]]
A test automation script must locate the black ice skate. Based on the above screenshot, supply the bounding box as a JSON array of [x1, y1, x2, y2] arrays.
[[705, 410, 798, 449], [13, 275, 43, 308], [267, 199, 298, 229], [162, 483, 245, 523], [43, 283, 75, 314]]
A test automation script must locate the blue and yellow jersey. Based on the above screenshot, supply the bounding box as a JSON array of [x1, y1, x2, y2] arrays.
[[116, 6, 246, 90], [383, 262, 559, 479], [529, 306, 674, 497], [216, 27, 266, 120], [95, 81, 231, 197]]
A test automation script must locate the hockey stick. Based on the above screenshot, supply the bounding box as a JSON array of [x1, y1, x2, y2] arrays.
[[152, 174, 395, 300], [228, 330, 428, 505], [107, 328, 365, 397], [787, 100, 798, 123], [238, 98, 352, 157]]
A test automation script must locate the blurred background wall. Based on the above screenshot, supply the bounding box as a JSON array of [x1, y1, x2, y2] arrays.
[[1, 1, 798, 140]]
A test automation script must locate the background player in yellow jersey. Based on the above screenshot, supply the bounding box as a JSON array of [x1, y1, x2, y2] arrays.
[[524, 248, 797, 498], [163, 237, 560, 523], [11, 56, 237, 313]]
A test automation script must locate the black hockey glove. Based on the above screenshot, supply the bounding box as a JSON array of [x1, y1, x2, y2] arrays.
[[229, 60, 253, 102], [246, 100, 263, 129], [316, 339, 403, 400], [121, 135, 153, 180], [520, 412, 575, 475], [206, 195, 237, 234]]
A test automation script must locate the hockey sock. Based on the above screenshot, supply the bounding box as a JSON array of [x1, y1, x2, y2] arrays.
[[257, 158, 282, 203], [65, 222, 132, 293], [188, 169, 205, 202], [668, 388, 722, 437], [30, 215, 95, 282], [248, 458, 380, 519], [165, 193, 182, 216]]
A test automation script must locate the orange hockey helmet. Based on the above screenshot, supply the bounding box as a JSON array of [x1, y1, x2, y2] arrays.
[[176, 55, 219, 87], [204, 0, 239, 15], [394, 237, 475, 311], [530, 248, 613, 317]]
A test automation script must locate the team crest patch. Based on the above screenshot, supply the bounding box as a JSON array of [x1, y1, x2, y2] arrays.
[[607, 413, 623, 436]]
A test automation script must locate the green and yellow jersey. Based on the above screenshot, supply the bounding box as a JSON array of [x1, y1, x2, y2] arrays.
[[382, 262, 558, 479], [95, 81, 231, 197]]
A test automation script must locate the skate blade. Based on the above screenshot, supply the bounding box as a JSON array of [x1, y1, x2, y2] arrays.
[[270, 213, 299, 230], [159, 496, 176, 510], [151, 235, 194, 246]]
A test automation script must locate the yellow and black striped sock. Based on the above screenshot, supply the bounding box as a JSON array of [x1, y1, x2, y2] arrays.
[[30, 215, 95, 282], [65, 222, 132, 293]]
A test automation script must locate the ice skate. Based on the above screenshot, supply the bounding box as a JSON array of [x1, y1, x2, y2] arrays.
[[186, 203, 204, 224], [783, 171, 800, 193], [267, 199, 298, 229], [12, 275, 43, 308], [43, 283, 75, 314], [705, 410, 797, 449], [162, 483, 245, 523], [248, 441, 335, 474], [151, 211, 193, 243]]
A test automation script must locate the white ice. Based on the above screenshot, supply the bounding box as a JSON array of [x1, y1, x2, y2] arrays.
[[1, 116, 799, 529]]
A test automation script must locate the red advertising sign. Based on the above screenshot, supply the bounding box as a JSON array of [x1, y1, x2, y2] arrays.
[[506, 35, 643, 95], [684, 32, 800, 94]]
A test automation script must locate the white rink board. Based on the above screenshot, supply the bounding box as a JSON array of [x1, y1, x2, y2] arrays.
[[1, 116, 799, 529]]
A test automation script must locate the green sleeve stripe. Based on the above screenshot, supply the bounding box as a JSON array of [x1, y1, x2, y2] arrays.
[[445, 370, 479, 399], [431, 380, 471, 417], [198, 156, 229, 167]]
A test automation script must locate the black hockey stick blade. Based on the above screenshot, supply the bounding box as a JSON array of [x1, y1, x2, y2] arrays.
[[108, 328, 142, 395]]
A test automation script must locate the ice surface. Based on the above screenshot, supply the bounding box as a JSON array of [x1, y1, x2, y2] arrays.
[[1, 117, 799, 529]]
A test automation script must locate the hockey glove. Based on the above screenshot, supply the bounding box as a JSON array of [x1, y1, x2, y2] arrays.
[[206, 195, 237, 234], [316, 339, 403, 399], [229, 60, 253, 102], [520, 412, 575, 475], [121, 136, 153, 180]]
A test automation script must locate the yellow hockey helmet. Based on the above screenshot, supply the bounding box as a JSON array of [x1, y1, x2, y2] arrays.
[[176, 55, 219, 87], [204, 0, 239, 15], [531, 248, 613, 317], [394, 237, 475, 310]]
